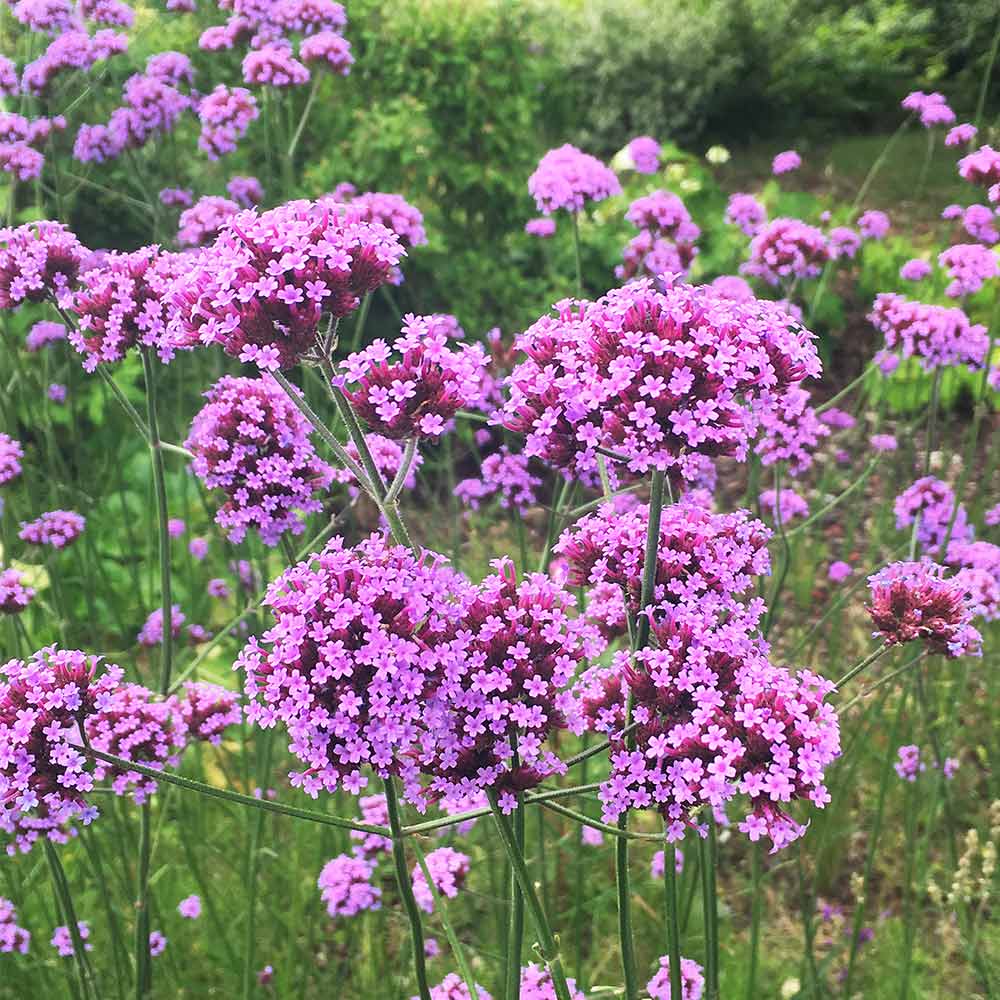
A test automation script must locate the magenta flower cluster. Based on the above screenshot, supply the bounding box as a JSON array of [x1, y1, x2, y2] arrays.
[[938, 243, 999, 298], [724, 194, 767, 238], [756, 387, 830, 475], [19, 509, 85, 549], [454, 448, 542, 513], [742, 218, 829, 287], [647, 955, 705, 999], [0, 898, 30, 954], [0, 221, 86, 310], [0, 434, 23, 485], [411, 846, 470, 912], [528, 144, 621, 215], [0, 569, 35, 616], [893, 477, 971, 551], [317, 854, 382, 917]]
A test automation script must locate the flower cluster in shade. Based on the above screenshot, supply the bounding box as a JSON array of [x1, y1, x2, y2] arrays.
[[958, 145, 1000, 188], [756, 387, 830, 475], [26, 320, 67, 351], [168, 199, 404, 370], [19, 510, 85, 549], [177, 196, 240, 247], [869, 293, 987, 373], [454, 447, 542, 514], [411, 846, 470, 912], [331, 433, 423, 497], [500, 278, 821, 481], [0, 898, 30, 954], [618, 190, 700, 282], [772, 150, 801, 175], [893, 477, 971, 552], [724, 194, 767, 238], [0, 434, 23, 485], [895, 745, 959, 782], [186, 375, 334, 546], [177, 682, 242, 744], [858, 210, 890, 241], [317, 854, 382, 917], [741, 218, 829, 286], [647, 956, 705, 999], [827, 227, 861, 261], [528, 144, 621, 215], [866, 561, 981, 658], [227, 175, 264, 207], [957, 205, 998, 246], [197, 85, 259, 159]]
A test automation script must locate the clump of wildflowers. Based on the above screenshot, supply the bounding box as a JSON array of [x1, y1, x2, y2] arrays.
[[243, 44, 310, 87], [902, 91, 955, 127], [177, 682, 241, 745], [938, 243, 999, 298], [742, 218, 828, 287], [866, 561, 981, 658], [137, 605, 184, 647], [724, 193, 766, 238], [317, 854, 381, 917], [0, 569, 36, 615], [893, 477, 971, 550], [454, 448, 542, 513], [759, 488, 809, 523], [19, 510, 85, 549], [411, 847, 470, 912], [647, 955, 705, 999], [0, 434, 23, 485], [958, 145, 1000, 188], [947, 124, 978, 147], [0, 221, 87, 310], [528, 144, 621, 215], [186, 375, 333, 546], [870, 294, 987, 372]]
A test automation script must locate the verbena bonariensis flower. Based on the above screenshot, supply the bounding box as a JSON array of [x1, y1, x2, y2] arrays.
[[72, 121, 127, 164], [1, 647, 123, 854], [118, 73, 190, 146], [946, 539, 1000, 621], [137, 605, 184, 647], [0, 143, 44, 182], [177, 894, 201, 919], [900, 258, 932, 282], [317, 854, 381, 917], [858, 210, 890, 240], [237, 534, 476, 798], [756, 387, 830, 475], [177, 682, 241, 744], [595, 604, 840, 850], [227, 175, 264, 207], [332, 433, 423, 497], [81, 0, 133, 25], [145, 50, 194, 87], [0, 434, 23, 485], [867, 561, 981, 657], [828, 561, 852, 583], [48, 383, 66, 403], [341, 331, 485, 440], [501, 278, 820, 478], [299, 30, 353, 74], [67, 246, 193, 370], [528, 143, 621, 215], [410, 559, 604, 810], [525, 217, 556, 238], [828, 227, 861, 260], [902, 90, 955, 127], [243, 45, 310, 87], [556, 499, 771, 628], [0, 898, 30, 953], [519, 963, 586, 1000], [25, 320, 67, 351], [0, 57, 17, 98], [169, 199, 404, 369], [336, 190, 427, 250], [197, 85, 259, 159], [625, 191, 700, 246], [148, 931, 167, 956], [177, 196, 240, 247], [12, 0, 77, 35], [0, 569, 35, 615], [159, 188, 193, 208], [0, 221, 86, 310], [349, 794, 391, 858], [616, 231, 692, 284], [626, 136, 661, 174], [759, 488, 808, 524], [85, 682, 187, 803], [419, 975, 491, 1000], [818, 407, 855, 430], [724, 193, 766, 238], [869, 293, 988, 372], [454, 448, 542, 513], [961, 204, 999, 246], [742, 218, 829, 286], [938, 243, 1000, 298], [958, 145, 1000, 187], [272, 0, 347, 35], [647, 955, 705, 999], [19, 510, 85, 549], [772, 150, 801, 174], [709, 275, 754, 303], [411, 847, 470, 913], [946, 123, 978, 147], [893, 477, 972, 551], [52, 923, 91, 957], [186, 375, 333, 546], [895, 745, 924, 781], [870, 433, 897, 452]]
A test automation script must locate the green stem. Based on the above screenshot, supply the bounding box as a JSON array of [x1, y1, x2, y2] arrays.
[[700, 818, 720, 1000], [664, 839, 684, 1000], [134, 803, 153, 1000], [571, 212, 584, 297], [746, 843, 762, 1000], [286, 73, 321, 161], [833, 643, 891, 692], [45, 840, 99, 1000], [975, 13, 1000, 128], [241, 733, 274, 1000]]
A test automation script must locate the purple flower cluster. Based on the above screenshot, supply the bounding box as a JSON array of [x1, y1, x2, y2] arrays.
[[724, 193, 767, 238], [0, 221, 87, 310], [617, 231, 692, 284], [902, 91, 955, 128], [757, 387, 830, 475], [958, 146, 1000, 188], [52, 922, 91, 957], [25, 320, 67, 351], [627, 136, 661, 174], [0, 434, 24, 485], [159, 187, 193, 208], [759, 488, 809, 523], [893, 477, 971, 551], [938, 243, 999, 298], [528, 144, 621, 215], [947, 539, 1000, 621], [0, 569, 36, 615], [317, 854, 381, 917], [960, 205, 998, 246], [186, 375, 333, 546], [828, 561, 852, 583], [895, 745, 925, 781], [647, 956, 705, 999], [197, 85, 259, 159], [411, 846, 469, 912], [501, 279, 820, 480], [169, 199, 404, 369], [946, 124, 978, 147], [177, 682, 241, 744], [454, 448, 542, 513], [866, 561, 981, 658], [349, 794, 392, 858], [178, 895, 201, 919], [827, 227, 861, 260], [869, 293, 988, 372], [519, 963, 586, 1000], [177, 196, 240, 247], [742, 218, 829, 287], [525, 217, 556, 238], [332, 433, 423, 497], [772, 150, 801, 175], [137, 605, 184, 647], [299, 30, 353, 73], [242, 44, 310, 87], [419, 975, 491, 1000], [858, 210, 890, 241], [227, 175, 264, 207], [337, 191, 427, 250], [0, 898, 30, 954], [19, 510, 86, 549], [899, 258, 932, 282]]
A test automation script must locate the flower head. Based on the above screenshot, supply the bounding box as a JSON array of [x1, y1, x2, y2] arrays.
[[900, 258, 931, 282], [0, 898, 30, 953], [647, 955, 705, 999], [938, 243, 999, 298], [0, 221, 86, 310], [958, 145, 1000, 187], [627, 136, 661, 174], [197, 85, 259, 159], [759, 488, 808, 523], [411, 847, 469, 912], [178, 894, 201, 919], [0, 569, 36, 615], [724, 194, 767, 238], [742, 218, 828, 286], [177, 682, 241, 745], [0, 434, 23, 485], [772, 150, 801, 175], [299, 31, 353, 74], [19, 510, 85, 549], [177, 196, 240, 247], [894, 477, 972, 551], [858, 210, 890, 240], [528, 144, 621, 215], [318, 854, 381, 917]]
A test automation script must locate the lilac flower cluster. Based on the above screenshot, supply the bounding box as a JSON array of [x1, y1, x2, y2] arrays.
[[137, 605, 184, 647], [901, 91, 955, 127], [177, 682, 241, 744], [454, 448, 542, 513], [961, 205, 998, 246], [724, 194, 767, 238], [900, 258, 932, 282], [626, 136, 661, 174], [893, 477, 971, 551], [177, 196, 239, 247], [227, 175, 264, 207], [0, 434, 24, 485], [185, 375, 334, 546], [0, 898, 30, 954], [866, 561, 981, 658], [947, 539, 1000, 621], [243, 44, 310, 87], [528, 144, 621, 215], [620, 190, 699, 280], [19, 510, 86, 549], [0, 221, 87, 310], [616, 231, 691, 284], [349, 794, 392, 858], [757, 387, 830, 475], [169, 199, 404, 369], [411, 846, 470, 912], [525, 217, 556, 238], [858, 210, 890, 241], [317, 854, 381, 917], [869, 293, 988, 372], [946, 124, 978, 147], [197, 85, 259, 159], [25, 320, 67, 351], [772, 150, 801, 175], [336, 190, 426, 250], [332, 433, 423, 497], [501, 278, 820, 480], [0, 569, 36, 615], [742, 218, 829, 287], [1, 647, 123, 854], [647, 955, 705, 999], [519, 963, 586, 1000], [300, 30, 353, 73], [52, 923, 91, 957], [938, 243, 999, 298], [827, 227, 861, 260], [958, 145, 1000, 188], [895, 745, 925, 781], [419, 975, 491, 1000], [759, 488, 809, 523], [178, 895, 201, 919]]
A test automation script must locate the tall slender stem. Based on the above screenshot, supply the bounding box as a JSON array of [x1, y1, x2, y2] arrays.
[[571, 213, 584, 297], [134, 803, 153, 1000], [746, 843, 762, 1000], [663, 840, 684, 1000], [45, 841, 98, 1000], [700, 816, 720, 1000]]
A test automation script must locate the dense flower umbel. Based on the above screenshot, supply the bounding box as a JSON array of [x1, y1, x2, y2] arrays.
[[519, 963, 586, 1000], [19, 510, 85, 549], [501, 279, 821, 479], [186, 375, 334, 546], [757, 387, 830, 475], [626, 136, 661, 174], [0, 221, 87, 310], [455, 448, 542, 513], [411, 846, 470, 912], [827, 227, 861, 260], [243, 44, 310, 87], [724, 193, 766, 238], [0, 569, 36, 615], [419, 975, 492, 1000], [858, 210, 890, 240], [961, 205, 999, 246], [177, 682, 241, 744], [0, 898, 30, 954], [958, 145, 1000, 187], [893, 477, 972, 551], [299, 30, 353, 73], [866, 561, 982, 658], [177, 196, 240, 247], [317, 854, 381, 917], [341, 331, 486, 440], [596, 603, 840, 850], [742, 218, 829, 286], [349, 794, 392, 858], [168, 199, 404, 370], [1, 647, 123, 854], [759, 488, 809, 523], [332, 433, 423, 497], [0, 434, 23, 485], [85, 683, 187, 804], [67, 246, 193, 369], [772, 150, 801, 174], [197, 85, 259, 159], [227, 175, 264, 207], [946, 540, 1000, 621], [137, 605, 185, 647], [616, 231, 692, 284], [625, 191, 700, 246], [334, 190, 427, 250], [938, 243, 1000, 298], [869, 293, 988, 372], [236, 534, 476, 798], [647, 955, 705, 999], [528, 143, 621, 215], [410, 560, 603, 809]]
